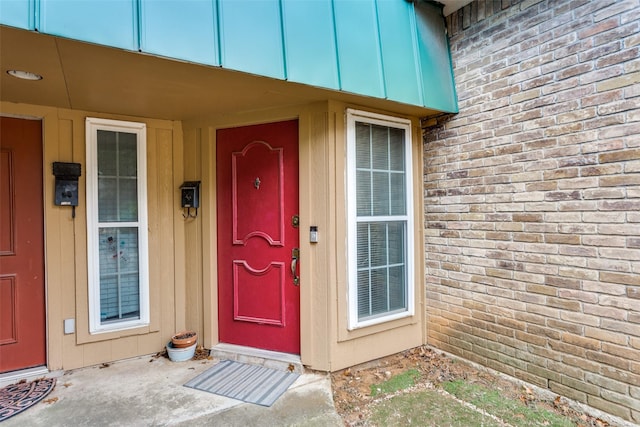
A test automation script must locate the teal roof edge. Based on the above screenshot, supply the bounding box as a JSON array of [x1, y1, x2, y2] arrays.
[[0, 0, 458, 114]]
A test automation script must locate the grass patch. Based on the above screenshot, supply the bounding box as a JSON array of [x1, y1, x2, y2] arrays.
[[369, 390, 503, 427], [443, 379, 575, 426], [370, 369, 421, 396]]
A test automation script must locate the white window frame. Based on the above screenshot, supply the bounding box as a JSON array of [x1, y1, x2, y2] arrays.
[[86, 117, 149, 334], [346, 109, 415, 330]]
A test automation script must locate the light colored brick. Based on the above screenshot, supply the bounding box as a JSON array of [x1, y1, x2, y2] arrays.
[[601, 390, 640, 411], [582, 138, 625, 154], [600, 272, 640, 286], [582, 211, 625, 223], [582, 235, 626, 247], [598, 122, 640, 139], [427, 1, 640, 422], [602, 343, 640, 363], [550, 381, 587, 404], [597, 199, 640, 209], [511, 88, 540, 103], [560, 310, 599, 326], [582, 279, 627, 295], [585, 327, 629, 345], [602, 319, 640, 337], [580, 163, 624, 177], [587, 350, 630, 371], [558, 200, 598, 211], [582, 188, 626, 200], [556, 177, 598, 189], [598, 149, 640, 163], [588, 395, 631, 420], [562, 333, 601, 351], [585, 373, 629, 394], [584, 114, 627, 130]]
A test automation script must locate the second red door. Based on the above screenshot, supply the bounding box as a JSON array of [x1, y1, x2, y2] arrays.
[[0, 117, 46, 373]]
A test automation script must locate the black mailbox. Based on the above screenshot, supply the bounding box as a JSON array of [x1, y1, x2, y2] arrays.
[[53, 162, 81, 206], [180, 181, 200, 208]]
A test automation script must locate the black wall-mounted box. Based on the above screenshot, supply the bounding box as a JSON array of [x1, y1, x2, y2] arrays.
[[180, 181, 200, 208], [53, 162, 81, 206]]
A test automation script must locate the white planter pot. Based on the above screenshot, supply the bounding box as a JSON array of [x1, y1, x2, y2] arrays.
[[166, 341, 196, 362]]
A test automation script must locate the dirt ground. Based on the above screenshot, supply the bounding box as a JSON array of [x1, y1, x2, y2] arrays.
[[330, 345, 612, 427]]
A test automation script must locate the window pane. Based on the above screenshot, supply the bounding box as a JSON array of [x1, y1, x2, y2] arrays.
[[356, 221, 407, 321], [98, 178, 118, 221], [372, 172, 390, 216], [355, 123, 371, 169], [118, 133, 137, 177], [99, 227, 140, 323], [370, 268, 388, 315], [389, 128, 405, 171], [357, 270, 371, 317], [119, 179, 138, 221], [369, 223, 387, 267], [356, 170, 371, 216], [97, 130, 117, 175], [357, 223, 369, 268], [390, 173, 406, 215], [388, 265, 406, 311], [371, 124, 389, 170], [99, 276, 119, 320], [97, 130, 138, 222], [388, 222, 405, 264]]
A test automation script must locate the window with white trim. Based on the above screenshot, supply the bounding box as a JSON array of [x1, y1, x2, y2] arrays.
[[86, 118, 149, 334], [347, 109, 414, 330]]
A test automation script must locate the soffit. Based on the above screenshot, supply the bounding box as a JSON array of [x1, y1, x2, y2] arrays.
[[1, 26, 439, 121]]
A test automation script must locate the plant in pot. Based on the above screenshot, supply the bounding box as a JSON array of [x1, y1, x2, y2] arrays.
[[171, 330, 197, 348], [166, 330, 198, 362]]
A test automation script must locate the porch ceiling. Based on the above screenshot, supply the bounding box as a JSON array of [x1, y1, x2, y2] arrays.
[[0, 26, 439, 122]]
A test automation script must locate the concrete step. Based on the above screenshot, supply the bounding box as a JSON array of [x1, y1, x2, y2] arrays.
[[211, 343, 304, 374], [0, 366, 54, 388]]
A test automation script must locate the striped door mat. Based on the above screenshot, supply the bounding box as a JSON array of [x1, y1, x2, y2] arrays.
[[184, 360, 300, 407]]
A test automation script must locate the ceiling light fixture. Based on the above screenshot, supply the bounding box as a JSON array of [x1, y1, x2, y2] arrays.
[[7, 70, 43, 81]]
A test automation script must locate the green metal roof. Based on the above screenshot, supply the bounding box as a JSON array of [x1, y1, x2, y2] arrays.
[[0, 0, 457, 113]]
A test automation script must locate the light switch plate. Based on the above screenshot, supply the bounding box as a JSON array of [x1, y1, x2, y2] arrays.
[[64, 318, 75, 334]]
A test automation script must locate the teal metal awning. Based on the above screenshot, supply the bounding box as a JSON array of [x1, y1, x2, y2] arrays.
[[0, 0, 457, 115]]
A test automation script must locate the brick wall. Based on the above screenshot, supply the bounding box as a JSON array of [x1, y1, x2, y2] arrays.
[[423, 0, 640, 422]]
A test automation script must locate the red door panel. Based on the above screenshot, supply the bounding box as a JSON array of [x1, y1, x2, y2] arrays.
[[217, 120, 300, 354], [0, 117, 46, 372]]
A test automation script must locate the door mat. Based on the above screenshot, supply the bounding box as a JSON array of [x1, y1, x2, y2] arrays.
[[0, 377, 56, 422], [184, 360, 300, 407]]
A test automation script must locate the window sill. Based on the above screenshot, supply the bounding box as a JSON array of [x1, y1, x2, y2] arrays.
[[77, 323, 155, 345], [348, 310, 414, 331], [90, 320, 150, 335], [338, 311, 419, 343]]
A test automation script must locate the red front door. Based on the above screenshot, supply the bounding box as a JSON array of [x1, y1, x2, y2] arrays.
[[0, 117, 46, 373], [216, 120, 300, 354]]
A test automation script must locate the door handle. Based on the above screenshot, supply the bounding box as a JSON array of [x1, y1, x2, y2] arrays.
[[291, 248, 299, 286]]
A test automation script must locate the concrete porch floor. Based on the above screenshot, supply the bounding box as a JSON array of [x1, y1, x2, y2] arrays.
[[2, 351, 343, 426]]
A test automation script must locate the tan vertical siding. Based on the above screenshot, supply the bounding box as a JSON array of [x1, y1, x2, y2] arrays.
[[184, 102, 425, 371], [4, 97, 425, 373], [1, 101, 184, 370], [183, 127, 204, 339]]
